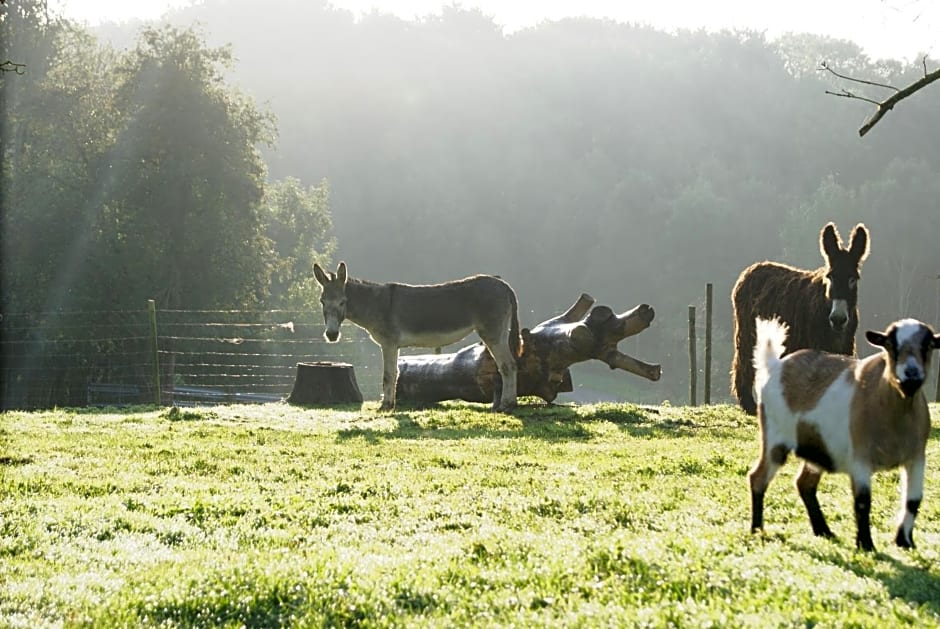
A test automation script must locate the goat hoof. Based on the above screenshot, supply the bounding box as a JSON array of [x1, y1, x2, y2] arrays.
[[895, 530, 915, 549]]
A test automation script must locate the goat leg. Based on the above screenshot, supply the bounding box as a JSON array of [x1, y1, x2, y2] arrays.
[[895, 459, 924, 549], [852, 480, 875, 551], [795, 462, 834, 538]]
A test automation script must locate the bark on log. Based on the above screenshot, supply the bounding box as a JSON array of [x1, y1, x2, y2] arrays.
[[287, 361, 363, 405], [397, 294, 661, 405], [396, 342, 574, 404]]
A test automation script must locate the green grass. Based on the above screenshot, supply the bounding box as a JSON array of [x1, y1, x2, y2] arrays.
[[2, 401, 940, 627]]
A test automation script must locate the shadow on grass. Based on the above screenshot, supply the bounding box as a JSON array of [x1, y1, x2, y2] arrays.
[[0, 455, 35, 466], [335, 401, 701, 443], [789, 537, 940, 614], [879, 555, 940, 614]]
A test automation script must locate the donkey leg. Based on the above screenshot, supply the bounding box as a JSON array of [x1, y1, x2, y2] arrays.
[[379, 344, 399, 411], [732, 323, 758, 415], [487, 340, 518, 412]]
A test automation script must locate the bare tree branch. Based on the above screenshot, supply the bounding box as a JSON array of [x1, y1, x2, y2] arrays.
[[824, 88, 882, 106], [0, 0, 24, 73], [857, 66, 940, 136], [1, 60, 27, 74], [820, 59, 940, 137], [819, 60, 899, 92]]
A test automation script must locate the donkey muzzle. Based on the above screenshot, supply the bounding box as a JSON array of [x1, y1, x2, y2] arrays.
[[828, 300, 849, 331]]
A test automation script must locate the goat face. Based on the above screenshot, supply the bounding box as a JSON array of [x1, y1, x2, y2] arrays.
[[866, 319, 940, 398], [819, 223, 869, 333]]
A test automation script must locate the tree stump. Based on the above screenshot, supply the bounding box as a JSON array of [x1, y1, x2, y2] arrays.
[[287, 361, 363, 405], [396, 293, 661, 405]]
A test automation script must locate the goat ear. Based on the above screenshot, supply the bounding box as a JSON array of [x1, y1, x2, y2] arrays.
[[866, 330, 888, 348], [336, 261, 348, 283], [848, 223, 870, 263], [819, 222, 842, 259], [313, 263, 329, 286]]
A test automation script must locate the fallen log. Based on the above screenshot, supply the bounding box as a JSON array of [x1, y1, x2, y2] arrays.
[[397, 294, 661, 405]]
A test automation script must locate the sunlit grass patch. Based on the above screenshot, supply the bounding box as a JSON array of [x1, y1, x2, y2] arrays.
[[1, 403, 939, 626]]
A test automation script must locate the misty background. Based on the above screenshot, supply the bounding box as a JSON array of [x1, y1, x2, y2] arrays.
[[2, 0, 939, 406]]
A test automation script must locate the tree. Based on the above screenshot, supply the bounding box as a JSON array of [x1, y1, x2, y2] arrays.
[[98, 25, 276, 309], [263, 177, 336, 309], [0, 0, 28, 73], [1, 1, 107, 313], [1, 13, 344, 407], [855, 158, 940, 316]]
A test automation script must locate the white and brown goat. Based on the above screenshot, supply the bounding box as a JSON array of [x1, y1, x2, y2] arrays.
[[749, 316, 939, 551]]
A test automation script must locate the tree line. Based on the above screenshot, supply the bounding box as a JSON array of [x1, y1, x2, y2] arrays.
[[2, 0, 938, 404], [1, 0, 335, 315]]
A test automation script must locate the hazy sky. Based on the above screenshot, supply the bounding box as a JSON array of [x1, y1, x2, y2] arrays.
[[49, 0, 938, 62]]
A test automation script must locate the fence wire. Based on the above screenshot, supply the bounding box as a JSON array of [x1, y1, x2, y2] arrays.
[[0, 307, 385, 409]]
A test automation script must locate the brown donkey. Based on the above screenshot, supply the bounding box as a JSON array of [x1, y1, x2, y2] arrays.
[[730, 222, 870, 415], [313, 262, 522, 412]]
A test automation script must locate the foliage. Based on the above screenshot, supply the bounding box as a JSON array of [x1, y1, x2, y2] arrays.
[[1, 12, 343, 407], [158, 0, 940, 402], [94, 25, 276, 310], [1, 15, 331, 314], [3, 0, 939, 406], [263, 176, 336, 310], [1, 0, 97, 313], [2, 402, 940, 626]]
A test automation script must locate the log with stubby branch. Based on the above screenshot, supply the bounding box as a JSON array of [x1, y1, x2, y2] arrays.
[[395, 293, 661, 405]]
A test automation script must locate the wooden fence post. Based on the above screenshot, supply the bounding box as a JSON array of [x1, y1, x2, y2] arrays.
[[148, 299, 161, 406], [688, 305, 697, 406], [704, 283, 713, 404]]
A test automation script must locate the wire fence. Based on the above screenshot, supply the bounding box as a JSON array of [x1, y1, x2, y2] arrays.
[[5, 300, 934, 411], [0, 306, 389, 410]]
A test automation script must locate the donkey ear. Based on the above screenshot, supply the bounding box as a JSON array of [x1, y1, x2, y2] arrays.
[[313, 263, 329, 286], [848, 223, 870, 263], [866, 330, 888, 348], [336, 261, 348, 283], [819, 222, 842, 259]]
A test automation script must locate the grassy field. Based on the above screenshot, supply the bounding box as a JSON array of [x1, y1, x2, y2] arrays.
[[2, 400, 940, 627]]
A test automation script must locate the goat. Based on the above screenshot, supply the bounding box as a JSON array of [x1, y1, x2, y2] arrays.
[[731, 222, 870, 415], [748, 316, 939, 551]]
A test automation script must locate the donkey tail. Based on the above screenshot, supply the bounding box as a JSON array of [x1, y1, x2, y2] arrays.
[[509, 290, 523, 358], [753, 317, 787, 402]]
